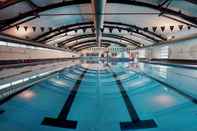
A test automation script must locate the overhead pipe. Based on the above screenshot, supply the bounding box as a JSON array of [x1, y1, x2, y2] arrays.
[[91, 0, 106, 47]]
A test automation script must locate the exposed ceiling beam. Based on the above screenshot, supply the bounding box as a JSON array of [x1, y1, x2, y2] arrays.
[[105, 21, 167, 41], [162, 15, 197, 28], [103, 25, 161, 42], [57, 33, 142, 48], [71, 42, 101, 49], [34, 22, 93, 41], [0, 0, 196, 32], [38, 25, 94, 42], [107, 0, 197, 25], [27, 0, 40, 9], [40, 25, 161, 44], [56, 34, 94, 47], [70, 41, 110, 49], [0, 16, 39, 32], [68, 39, 126, 49], [34, 21, 165, 44], [158, 0, 171, 8], [103, 33, 143, 47], [0, 0, 91, 31], [91, 0, 106, 47], [75, 44, 108, 52], [158, 0, 173, 16], [72, 43, 109, 51], [185, 0, 197, 5], [72, 42, 111, 50], [0, 0, 24, 9]]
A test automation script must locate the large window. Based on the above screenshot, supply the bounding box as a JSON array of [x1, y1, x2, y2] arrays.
[[160, 46, 169, 59], [138, 49, 145, 58], [0, 41, 63, 53]]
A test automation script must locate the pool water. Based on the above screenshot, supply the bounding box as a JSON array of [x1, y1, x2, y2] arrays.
[[0, 62, 197, 131]]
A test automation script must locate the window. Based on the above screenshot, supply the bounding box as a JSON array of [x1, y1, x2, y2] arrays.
[[0, 41, 7, 46], [138, 49, 145, 58], [0, 40, 64, 53], [160, 46, 169, 59]]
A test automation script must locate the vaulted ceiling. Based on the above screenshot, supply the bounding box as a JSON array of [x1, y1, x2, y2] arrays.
[[0, 0, 196, 51]]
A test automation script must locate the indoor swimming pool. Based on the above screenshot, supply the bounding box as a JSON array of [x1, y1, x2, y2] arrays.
[[0, 62, 197, 131]]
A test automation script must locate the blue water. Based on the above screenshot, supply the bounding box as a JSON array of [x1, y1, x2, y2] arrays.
[[0, 62, 197, 131]]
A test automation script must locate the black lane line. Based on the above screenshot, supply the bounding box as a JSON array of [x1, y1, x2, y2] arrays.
[[148, 75, 197, 104], [129, 68, 197, 104], [110, 69, 157, 130], [42, 70, 87, 129], [0, 110, 4, 114]]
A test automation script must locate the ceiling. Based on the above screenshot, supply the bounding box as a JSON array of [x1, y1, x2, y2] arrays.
[[0, 0, 196, 51]]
